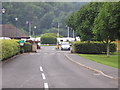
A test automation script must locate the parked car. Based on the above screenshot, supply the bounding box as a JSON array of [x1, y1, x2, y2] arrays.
[[60, 42, 71, 50]]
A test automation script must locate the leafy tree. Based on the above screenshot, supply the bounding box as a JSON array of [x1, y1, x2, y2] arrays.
[[66, 12, 77, 31], [93, 2, 120, 57], [66, 2, 102, 41]]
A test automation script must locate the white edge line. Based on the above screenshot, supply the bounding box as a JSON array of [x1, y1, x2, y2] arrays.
[[40, 66, 43, 72], [42, 73, 46, 80], [44, 83, 49, 88]]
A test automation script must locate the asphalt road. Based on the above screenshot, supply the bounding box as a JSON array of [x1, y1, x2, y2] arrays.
[[2, 46, 118, 88]]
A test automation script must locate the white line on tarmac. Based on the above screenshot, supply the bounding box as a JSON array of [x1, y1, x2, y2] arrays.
[[44, 83, 49, 88], [42, 73, 46, 80], [40, 66, 43, 72]]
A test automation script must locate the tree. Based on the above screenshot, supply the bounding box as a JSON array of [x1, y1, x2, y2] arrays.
[[66, 2, 102, 41], [2, 2, 85, 36], [93, 2, 120, 57]]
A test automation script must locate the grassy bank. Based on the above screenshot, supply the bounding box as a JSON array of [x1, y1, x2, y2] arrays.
[[79, 53, 119, 69]]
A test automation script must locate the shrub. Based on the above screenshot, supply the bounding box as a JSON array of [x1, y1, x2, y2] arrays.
[[21, 42, 32, 53], [101, 43, 116, 53], [41, 36, 57, 44], [72, 41, 116, 54], [1, 40, 20, 60], [41, 33, 57, 44]]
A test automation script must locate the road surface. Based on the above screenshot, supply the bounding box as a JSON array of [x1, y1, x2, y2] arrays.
[[2, 46, 118, 88]]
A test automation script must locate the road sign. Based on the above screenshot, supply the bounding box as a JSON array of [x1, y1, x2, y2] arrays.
[[19, 40, 25, 46], [19, 40, 25, 43]]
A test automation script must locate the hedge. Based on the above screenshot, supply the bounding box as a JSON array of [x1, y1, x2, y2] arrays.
[[72, 41, 116, 54], [0, 40, 20, 60], [20, 42, 32, 53], [41, 37, 57, 44], [0, 40, 33, 61]]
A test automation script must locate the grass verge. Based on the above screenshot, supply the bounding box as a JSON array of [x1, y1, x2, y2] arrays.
[[78, 52, 119, 69]]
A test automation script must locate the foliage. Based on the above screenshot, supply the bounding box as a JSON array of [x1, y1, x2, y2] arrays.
[[21, 42, 32, 53], [93, 2, 120, 41], [93, 2, 120, 57], [66, 2, 103, 41], [2, 2, 86, 36], [41, 33, 57, 44], [67, 2, 120, 57], [0, 40, 20, 60], [42, 28, 65, 37], [41, 33, 57, 38], [72, 41, 116, 54]]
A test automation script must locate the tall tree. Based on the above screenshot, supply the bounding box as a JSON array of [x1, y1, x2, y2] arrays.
[[66, 2, 102, 41], [93, 2, 120, 57]]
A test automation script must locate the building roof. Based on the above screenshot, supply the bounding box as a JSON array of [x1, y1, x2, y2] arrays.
[[0, 24, 29, 39]]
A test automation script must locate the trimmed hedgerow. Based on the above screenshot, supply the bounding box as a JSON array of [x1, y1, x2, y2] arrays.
[[41, 33, 57, 44], [1, 40, 20, 60], [21, 42, 32, 53], [72, 41, 116, 54], [41, 37, 57, 44]]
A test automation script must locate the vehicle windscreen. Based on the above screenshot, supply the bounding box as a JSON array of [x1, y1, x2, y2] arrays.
[[61, 42, 69, 45]]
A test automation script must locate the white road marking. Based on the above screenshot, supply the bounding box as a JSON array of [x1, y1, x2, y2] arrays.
[[42, 73, 46, 80], [39, 66, 49, 89], [40, 66, 43, 72], [44, 83, 49, 88]]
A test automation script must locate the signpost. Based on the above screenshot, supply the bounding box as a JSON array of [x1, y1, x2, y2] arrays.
[[19, 40, 25, 53], [19, 40, 25, 46]]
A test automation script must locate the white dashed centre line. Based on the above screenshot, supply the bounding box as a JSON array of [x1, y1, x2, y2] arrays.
[[40, 66, 43, 72], [42, 73, 46, 80], [39, 66, 49, 89], [44, 83, 49, 88]]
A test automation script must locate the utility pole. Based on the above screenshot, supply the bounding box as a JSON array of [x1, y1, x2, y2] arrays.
[[57, 22, 59, 37], [66, 25, 70, 38], [29, 22, 31, 37], [73, 29, 74, 38], [33, 26, 36, 36], [68, 26, 69, 38], [26, 21, 32, 37], [15, 17, 18, 39], [1, 8, 6, 39]]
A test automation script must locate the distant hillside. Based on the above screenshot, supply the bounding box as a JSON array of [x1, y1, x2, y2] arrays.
[[2, 2, 86, 36]]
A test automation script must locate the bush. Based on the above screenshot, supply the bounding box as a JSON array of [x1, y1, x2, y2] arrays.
[[21, 42, 32, 53], [1, 40, 20, 60], [101, 43, 116, 53], [72, 41, 116, 54], [41, 36, 57, 44], [41, 33, 57, 44]]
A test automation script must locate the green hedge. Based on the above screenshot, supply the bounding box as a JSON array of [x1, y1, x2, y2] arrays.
[[72, 41, 116, 54], [41, 37, 57, 44], [21, 42, 32, 53], [1, 40, 20, 60]]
